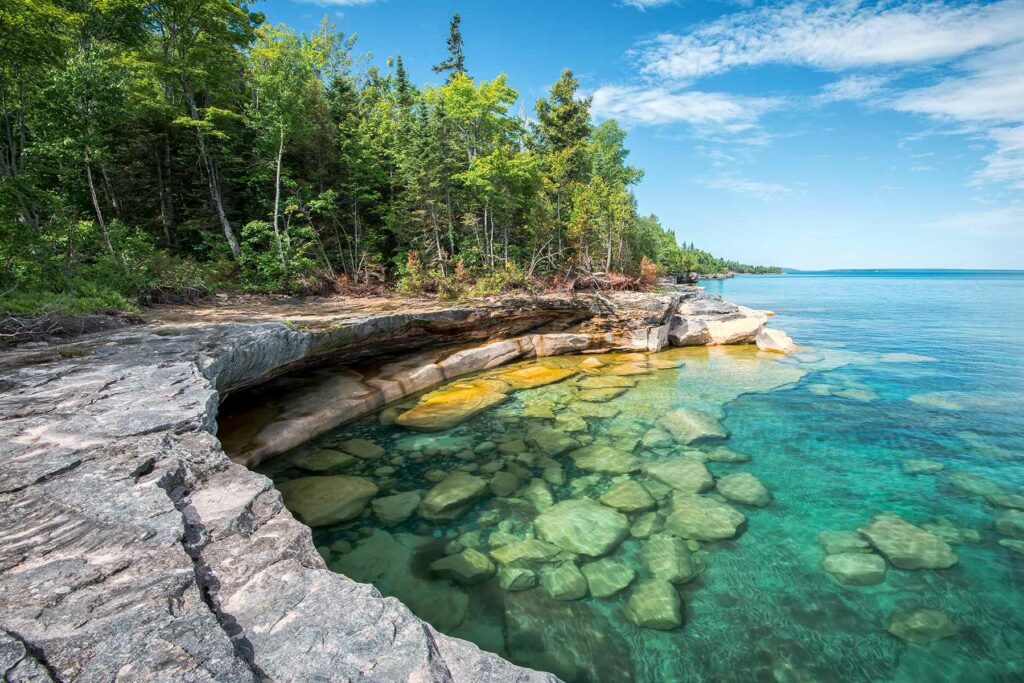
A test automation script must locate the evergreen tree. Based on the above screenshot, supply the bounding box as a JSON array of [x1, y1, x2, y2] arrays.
[[432, 13, 466, 82]]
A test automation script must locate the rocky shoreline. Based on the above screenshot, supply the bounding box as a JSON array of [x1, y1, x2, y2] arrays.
[[0, 286, 789, 682]]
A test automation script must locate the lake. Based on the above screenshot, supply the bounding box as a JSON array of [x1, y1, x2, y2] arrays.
[[260, 270, 1024, 682]]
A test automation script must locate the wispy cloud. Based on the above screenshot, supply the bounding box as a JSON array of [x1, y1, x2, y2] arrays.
[[701, 174, 792, 200], [815, 74, 892, 103], [621, 0, 674, 9], [591, 84, 782, 136], [925, 205, 1024, 235], [637, 1, 1024, 82]]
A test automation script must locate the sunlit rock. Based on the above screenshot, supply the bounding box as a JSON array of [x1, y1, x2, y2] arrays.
[[624, 580, 683, 630], [659, 408, 727, 445], [668, 317, 710, 347], [530, 333, 591, 357], [818, 530, 870, 555], [292, 449, 357, 473], [495, 364, 576, 390], [535, 499, 630, 557], [822, 552, 886, 586], [702, 445, 752, 463], [429, 548, 495, 585], [756, 328, 796, 353], [569, 444, 640, 475], [705, 316, 763, 345], [489, 539, 564, 567], [337, 438, 385, 460], [600, 481, 656, 513], [277, 475, 378, 527], [527, 425, 579, 456], [640, 532, 699, 584], [540, 561, 588, 601], [580, 356, 604, 369], [569, 402, 620, 419], [554, 413, 588, 433], [645, 458, 714, 493], [581, 558, 636, 598], [395, 381, 508, 431], [921, 518, 981, 544], [665, 494, 745, 541], [858, 514, 958, 569], [499, 566, 537, 591], [716, 472, 771, 507], [371, 490, 421, 526], [887, 608, 957, 644], [418, 472, 488, 522], [578, 375, 637, 389], [523, 478, 555, 512]]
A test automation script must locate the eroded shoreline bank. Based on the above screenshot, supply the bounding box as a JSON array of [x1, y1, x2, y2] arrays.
[[0, 286, 788, 682]]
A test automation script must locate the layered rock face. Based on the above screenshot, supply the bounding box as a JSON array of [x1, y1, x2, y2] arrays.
[[0, 288, 788, 682]]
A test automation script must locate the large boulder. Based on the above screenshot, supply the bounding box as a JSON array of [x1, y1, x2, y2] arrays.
[[277, 475, 379, 527], [540, 562, 588, 600], [818, 530, 871, 555], [665, 494, 745, 541], [640, 532, 699, 584], [668, 317, 710, 347], [568, 444, 639, 475], [370, 490, 421, 526], [418, 472, 488, 521], [755, 328, 796, 353], [581, 558, 636, 598], [395, 381, 508, 431], [822, 553, 886, 586], [429, 549, 496, 585], [527, 426, 579, 456], [624, 580, 683, 630], [599, 481, 656, 513], [887, 608, 958, 644], [293, 449, 357, 473], [499, 567, 537, 591], [996, 510, 1024, 539], [659, 409, 727, 445], [645, 458, 714, 493], [534, 499, 630, 557], [716, 472, 771, 507], [705, 315, 763, 345], [858, 514, 958, 569], [495, 364, 577, 390], [489, 539, 564, 567]]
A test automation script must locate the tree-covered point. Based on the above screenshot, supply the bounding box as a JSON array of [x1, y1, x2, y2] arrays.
[[0, 2, 778, 315]]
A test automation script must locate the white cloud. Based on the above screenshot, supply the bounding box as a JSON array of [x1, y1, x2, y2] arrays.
[[701, 174, 792, 200], [622, 0, 674, 8], [638, 0, 1024, 82], [816, 74, 892, 103], [591, 84, 781, 134], [925, 205, 1024, 235]]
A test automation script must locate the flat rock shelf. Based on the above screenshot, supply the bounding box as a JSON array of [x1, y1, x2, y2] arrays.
[[0, 287, 783, 682]]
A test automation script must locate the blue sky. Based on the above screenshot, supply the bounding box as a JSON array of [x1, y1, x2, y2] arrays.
[[261, 0, 1024, 270]]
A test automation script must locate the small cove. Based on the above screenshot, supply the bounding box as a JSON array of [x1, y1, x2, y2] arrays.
[[250, 271, 1024, 682]]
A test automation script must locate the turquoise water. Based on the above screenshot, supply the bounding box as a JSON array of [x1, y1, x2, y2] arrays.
[[261, 271, 1024, 682]]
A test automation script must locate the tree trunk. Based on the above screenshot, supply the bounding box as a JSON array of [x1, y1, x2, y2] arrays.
[[156, 137, 177, 247], [271, 126, 287, 271], [182, 78, 240, 259], [84, 148, 114, 260]]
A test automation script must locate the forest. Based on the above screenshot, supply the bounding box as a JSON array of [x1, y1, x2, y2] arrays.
[[0, 3, 780, 316]]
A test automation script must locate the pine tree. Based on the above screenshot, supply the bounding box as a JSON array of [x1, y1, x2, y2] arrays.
[[432, 13, 466, 82]]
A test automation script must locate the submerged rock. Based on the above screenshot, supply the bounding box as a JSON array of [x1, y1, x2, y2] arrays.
[[921, 518, 982, 545], [522, 478, 555, 512], [903, 459, 944, 475], [600, 481, 656, 513], [338, 438, 386, 460], [496, 364, 576, 390], [535, 499, 630, 557], [995, 510, 1024, 539], [541, 561, 588, 600], [370, 490, 421, 526], [429, 548, 496, 585], [418, 472, 488, 521], [640, 532, 700, 584], [716, 472, 771, 507], [569, 402, 620, 419], [631, 512, 665, 539], [822, 553, 887, 586], [396, 381, 509, 431], [489, 471, 522, 497], [887, 608, 958, 644], [665, 494, 746, 541], [578, 375, 637, 390], [580, 356, 604, 369], [582, 558, 636, 598], [659, 408, 727, 445], [499, 566, 538, 591], [703, 445, 752, 463], [624, 580, 683, 630], [569, 444, 639, 475], [818, 530, 871, 555], [490, 539, 564, 566], [527, 426, 579, 456], [293, 448, 357, 473], [858, 514, 958, 569], [645, 457, 714, 493], [999, 539, 1024, 556], [277, 475, 378, 527], [577, 387, 628, 402]]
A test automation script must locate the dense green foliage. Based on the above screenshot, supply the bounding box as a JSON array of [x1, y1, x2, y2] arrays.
[[0, 1, 777, 314]]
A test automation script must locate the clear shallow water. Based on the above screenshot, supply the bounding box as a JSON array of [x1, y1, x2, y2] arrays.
[[260, 271, 1024, 682]]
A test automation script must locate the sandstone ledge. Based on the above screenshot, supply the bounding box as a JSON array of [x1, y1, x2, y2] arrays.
[[0, 288, 784, 682]]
